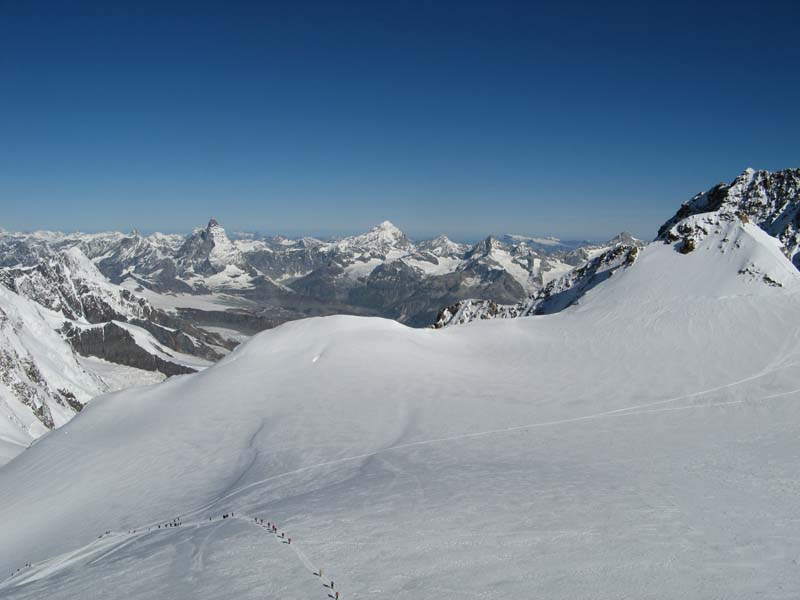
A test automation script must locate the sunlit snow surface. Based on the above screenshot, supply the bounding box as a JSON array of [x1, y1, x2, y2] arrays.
[[1, 220, 800, 599]]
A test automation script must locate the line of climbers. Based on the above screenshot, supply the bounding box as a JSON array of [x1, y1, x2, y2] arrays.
[[7, 510, 343, 599], [253, 516, 341, 599]]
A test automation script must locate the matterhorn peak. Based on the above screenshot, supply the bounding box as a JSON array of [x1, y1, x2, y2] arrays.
[[481, 235, 498, 249], [207, 217, 221, 230]]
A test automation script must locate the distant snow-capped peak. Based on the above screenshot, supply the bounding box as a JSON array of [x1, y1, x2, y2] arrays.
[[329, 220, 413, 257], [416, 234, 466, 257]]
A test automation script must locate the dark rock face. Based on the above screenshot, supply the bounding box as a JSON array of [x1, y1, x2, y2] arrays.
[[658, 168, 800, 263], [0, 251, 151, 324], [128, 319, 225, 362], [245, 243, 326, 281], [348, 261, 423, 311], [62, 322, 196, 377], [678, 237, 696, 254], [289, 264, 348, 300]]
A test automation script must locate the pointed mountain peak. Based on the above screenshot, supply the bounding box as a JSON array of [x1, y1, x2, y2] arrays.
[[207, 217, 221, 230], [371, 220, 402, 234]]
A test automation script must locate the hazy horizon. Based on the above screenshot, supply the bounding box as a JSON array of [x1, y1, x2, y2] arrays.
[[0, 213, 647, 245]]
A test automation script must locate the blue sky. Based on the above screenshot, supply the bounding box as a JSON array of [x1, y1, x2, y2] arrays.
[[1, 1, 798, 241]]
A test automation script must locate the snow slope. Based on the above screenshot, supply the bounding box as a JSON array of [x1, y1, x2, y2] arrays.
[[0, 285, 104, 462], [0, 245, 228, 460], [1, 217, 800, 598]]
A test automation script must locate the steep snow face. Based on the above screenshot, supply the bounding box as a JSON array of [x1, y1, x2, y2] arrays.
[[2, 219, 800, 598], [0, 285, 104, 463], [0, 247, 151, 323], [0, 247, 229, 458], [658, 167, 800, 265]]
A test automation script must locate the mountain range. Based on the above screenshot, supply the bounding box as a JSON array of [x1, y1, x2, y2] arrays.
[[3, 167, 800, 457], [0, 215, 624, 457], [1, 219, 620, 328], [1, 167, 799, 598]]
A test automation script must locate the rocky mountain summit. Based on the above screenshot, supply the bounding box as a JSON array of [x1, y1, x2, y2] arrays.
[[658, 168, 800, 263], [434, 167, 800, 328]]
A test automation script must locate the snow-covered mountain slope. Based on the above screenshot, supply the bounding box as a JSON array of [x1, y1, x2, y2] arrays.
[[0, 285, 104, 463], [0, 247, 151, 323], [1, 212, 800, 599], [433, 238, 643, 327], [324, 220, 414, 258], [0, 245, 228, 367], [658, 167, 800, 264], [431, 167, 800, 329], [0, 246, 231, 459]]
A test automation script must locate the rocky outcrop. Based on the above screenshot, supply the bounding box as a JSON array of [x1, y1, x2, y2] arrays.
[[62, 322, 196, 377], [176, 218, 250, 276], [0, 248, 151, 323], [658, 168, 800, 265]]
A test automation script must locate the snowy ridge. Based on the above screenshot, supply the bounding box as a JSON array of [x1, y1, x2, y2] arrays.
[[0, 285, 103, 463], [433, 239, 642, 328], [3, 192, 800, 597], [658, 167, 800, 263], [432, 167, 800, 329]]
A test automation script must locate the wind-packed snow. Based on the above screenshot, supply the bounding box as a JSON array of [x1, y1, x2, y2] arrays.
[[1, 216, 800, 598]]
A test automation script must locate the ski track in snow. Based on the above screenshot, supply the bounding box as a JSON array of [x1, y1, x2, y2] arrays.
[[1, 513, 341, 599], [8, 280, 800, 595], [9, 374, 796, 596], [33, 360, 785, 596], [175, 359, 800, 522]]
